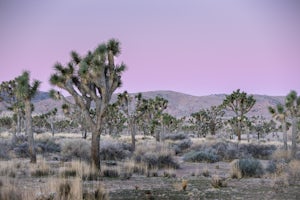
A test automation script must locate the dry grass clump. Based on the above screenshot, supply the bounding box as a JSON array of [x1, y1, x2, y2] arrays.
[[211, 175, 227, 188], [31, 157, 52, 177], [0, 160, 26, 178], [0, 179, 22, 200], [60, 160, 99, 180], [123, 160, 148, 175], [287, 160, 300, 185], [100, 165, 120, 178], [272, 149, 292, 161], [134, 142, 179, 169], [61, 139, 91, 162], [230, 159, 242, 179], [83, 184, 109, 200], [182, 179, 188, 191]]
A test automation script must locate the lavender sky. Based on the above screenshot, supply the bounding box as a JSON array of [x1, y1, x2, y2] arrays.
[[0, 0, 299, 96]]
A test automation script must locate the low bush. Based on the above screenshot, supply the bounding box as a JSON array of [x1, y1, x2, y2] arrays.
[[101, 166, 120, 178], [134, 143, 179, 169], [100, 140, 132, 161], [0, 141, 11, 160], [211, 175, 227, 188], [239, 143, 276, 159], [61, 139, 91, 162], [163, 133, 188, 141], [191, 141, 277, 161], [266, 160, 277, 174], [35, 139, 61, 154], [135, 152, 179, 169], [183, 150, 219, 163], [238, 158, 264, 177], [174, 139, 192, 154]]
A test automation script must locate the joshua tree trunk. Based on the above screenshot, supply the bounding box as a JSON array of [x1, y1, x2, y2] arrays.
[[237, 121, 241, 141], [282, 120, 288, 151], [25, 100, 36, 163], [291, 117, 298, 158], [130, 119, 136, 151], [91, 130, 101, 171]]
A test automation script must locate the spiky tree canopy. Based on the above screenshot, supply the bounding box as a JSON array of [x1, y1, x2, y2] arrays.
[[49, 39, 126, 169], [15, 71, 40, 100], [222, 89, 256, 116], [50, 39, 126, 128]]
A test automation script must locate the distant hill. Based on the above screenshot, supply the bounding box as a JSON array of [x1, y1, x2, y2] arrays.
[[1, 90, 285, 119]]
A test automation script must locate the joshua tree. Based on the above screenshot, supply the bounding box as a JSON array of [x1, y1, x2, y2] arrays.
[[285, 91, 300, 157], [269, 104, 288, 151], [190, 110, 209, 137], [15, 71, 41, 163], [0, 80, 24, 138], [162, 113, 179, 133], [205, 106, 224, 135], [103, 102, 126, 137], [222, 89, 256, 141], [50, 39, 126, 170]]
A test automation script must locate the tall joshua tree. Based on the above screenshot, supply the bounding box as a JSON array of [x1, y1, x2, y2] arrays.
[[15, 71, 40, 163], [285, 91, 300, 157], [222, 89, 256, 141], [268, 104, 288, 150], [50, 39, 126, 170]]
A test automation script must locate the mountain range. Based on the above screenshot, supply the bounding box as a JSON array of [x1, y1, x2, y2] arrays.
[[0, 90, 285, 119]]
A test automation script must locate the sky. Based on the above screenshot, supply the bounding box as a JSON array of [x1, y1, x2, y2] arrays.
[[0, 0, 300, 96]]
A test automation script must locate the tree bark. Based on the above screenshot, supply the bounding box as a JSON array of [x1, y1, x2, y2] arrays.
[[282, 121, 288, 151], [291, 117, 298, 158], [25, 100, 36, 163], [91, 130, 101, 171], [130, 119, 136, 151]]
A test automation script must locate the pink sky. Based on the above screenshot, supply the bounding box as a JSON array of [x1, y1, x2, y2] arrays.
[[0, 0, 299, 96]]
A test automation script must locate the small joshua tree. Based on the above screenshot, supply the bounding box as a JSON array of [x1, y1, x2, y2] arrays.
[[222, 89, 256, 141], [15, 71, 41, 163], [269, 104, 288, 151]]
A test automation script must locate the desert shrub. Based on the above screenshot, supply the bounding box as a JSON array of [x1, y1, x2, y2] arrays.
[[174, 139, 192, 154], [35, 139, 61, 154], [31, 169, 50, 177], [13, 142, 30, 158], [0, 116, 13, 130], [183, 150, 219, 163], [135, 151, 179, 169], [0, 141, 11, 160], [163, 132, 188, 141], [287, 160, 300, 185], [238, 158, 264, 177], [211, 175, 227, 188], [101, 166, 120, 178], [100, 141, 132, 161], [83, 185, 109, 200], [266, 160, 277, 174], [61, 139, 91, 162], [239, 143, 276, 159], [60, 169, 77, 177]]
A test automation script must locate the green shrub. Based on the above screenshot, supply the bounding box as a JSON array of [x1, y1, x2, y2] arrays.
[[100, 141, 132, 161], [183, 150, 220, 163], [266, 160, 277, 174], [163, 133, 188, 141], [61, 139, 91, 162], [238, 158, 264, 177], [135, 152, 179, 169], [174, 139, 192, 154]]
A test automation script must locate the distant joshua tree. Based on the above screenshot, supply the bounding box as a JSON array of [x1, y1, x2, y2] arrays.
[[285, 91, 300, 158], [269, 104, 288, 151], [222, 89, 256, 141], [50, 39, 126, 170], [15, 71, 41, 163]]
